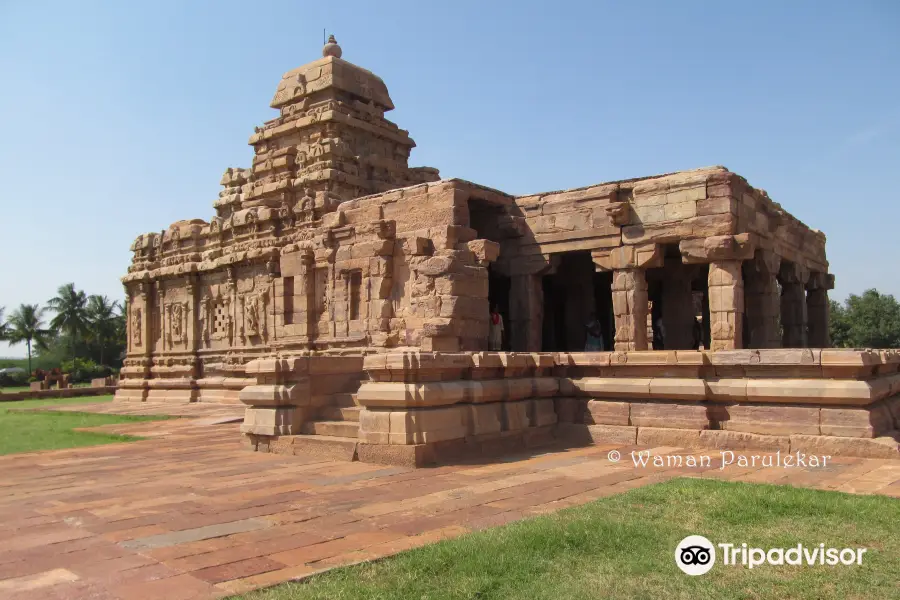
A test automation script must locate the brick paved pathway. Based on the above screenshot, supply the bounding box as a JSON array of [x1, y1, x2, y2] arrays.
[[0, 406, 898, 599]]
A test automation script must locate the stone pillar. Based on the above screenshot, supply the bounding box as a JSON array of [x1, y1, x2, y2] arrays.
[[806, 272, 832, 348], [612, 269, 648, 351], [510, 274, 543, 352], [708, 260, 744, 350], [661, 262, 694, 349], [780, 262, 809, 348], [743, 251, 781, 348]]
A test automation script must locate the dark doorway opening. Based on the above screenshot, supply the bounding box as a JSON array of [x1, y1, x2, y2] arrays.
[[593, 271, 615, 350], [488, 267, 510, 350], [541, 252, 612, 352], [646, 247, 709, 350]]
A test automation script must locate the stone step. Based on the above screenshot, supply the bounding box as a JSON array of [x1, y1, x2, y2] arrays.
[[331, 393, 360, 407], [301, 420, 360, 438], [317, 405, 361, 422], [288, 435, 358, 462]]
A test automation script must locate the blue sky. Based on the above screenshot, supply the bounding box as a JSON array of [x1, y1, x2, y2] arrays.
[[1, 1, 898, 357]]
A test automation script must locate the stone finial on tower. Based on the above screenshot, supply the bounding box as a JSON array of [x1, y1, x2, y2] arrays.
[[323, 35, 342, 58]]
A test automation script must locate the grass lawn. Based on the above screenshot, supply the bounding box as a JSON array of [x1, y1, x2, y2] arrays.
[[239, 478, 899, 600], [0, 395, 167, 455]]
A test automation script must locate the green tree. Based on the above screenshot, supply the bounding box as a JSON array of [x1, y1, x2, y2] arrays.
[[5, 304, 51, 374], [47, 283, 90, 371], [86, 294, 120, 366], [0, 306, 8, 341], [829, 289, 900, 349]]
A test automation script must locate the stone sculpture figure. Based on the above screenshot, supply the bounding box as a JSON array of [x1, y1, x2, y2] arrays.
[[246, 295, 260, 336], [131, 308, 142, 346], [171, 303, 184, 342]]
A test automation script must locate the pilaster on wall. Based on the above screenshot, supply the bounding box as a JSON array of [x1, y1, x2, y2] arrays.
[[780, 262, 809, 348], [807, 272, 834, 348], [708, 260, 744, 350], [612, 269, 648, 351]]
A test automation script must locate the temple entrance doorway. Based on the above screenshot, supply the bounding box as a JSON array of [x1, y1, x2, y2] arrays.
[[540, 252, 614, 352]]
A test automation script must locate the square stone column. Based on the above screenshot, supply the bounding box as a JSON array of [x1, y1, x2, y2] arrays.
[[780, 262, 809, 348], [509, 274, 543, 351], [708, 260, 744, 350], [612, 269, 648, 351], [806, 272, 833, 348], [661, 262, 694, 349], [743, 251, 781, 348]]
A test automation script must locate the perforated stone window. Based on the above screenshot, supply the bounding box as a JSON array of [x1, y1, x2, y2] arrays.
[[213, 303, 227, 335]]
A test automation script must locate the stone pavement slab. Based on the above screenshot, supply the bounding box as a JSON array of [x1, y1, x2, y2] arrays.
[[0, 411, 898, 599]]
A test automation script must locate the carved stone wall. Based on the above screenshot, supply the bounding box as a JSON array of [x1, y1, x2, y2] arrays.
[[117, 43, 834, 405]]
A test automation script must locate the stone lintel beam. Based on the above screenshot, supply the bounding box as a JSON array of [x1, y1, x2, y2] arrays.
[[495, 253, 552, 277], [593, 244, 663, 272], [679, 233, 755, 265]]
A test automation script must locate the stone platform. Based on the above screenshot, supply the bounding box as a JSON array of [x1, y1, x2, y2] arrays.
[[239, 349, 900, 466]]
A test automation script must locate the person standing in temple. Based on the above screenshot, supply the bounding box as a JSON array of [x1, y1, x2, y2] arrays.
[[585, 313, 604, 351], [692, 316, 703, 350], [489, 305, 504, 351]]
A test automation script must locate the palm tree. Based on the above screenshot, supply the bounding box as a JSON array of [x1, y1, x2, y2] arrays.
[[47, 283, 90, 370], [0, 307, 8, 341], [6, 304, 51, 374], [86, 295, 120, 366]]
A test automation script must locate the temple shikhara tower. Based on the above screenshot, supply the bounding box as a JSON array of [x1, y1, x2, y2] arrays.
[[118, 38, 900, 465]]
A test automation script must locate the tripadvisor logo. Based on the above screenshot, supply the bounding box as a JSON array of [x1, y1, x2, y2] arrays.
[[675, 536, 867, 575]]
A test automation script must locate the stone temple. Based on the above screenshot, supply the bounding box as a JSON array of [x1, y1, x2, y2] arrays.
[[118, 38, 900, 465]]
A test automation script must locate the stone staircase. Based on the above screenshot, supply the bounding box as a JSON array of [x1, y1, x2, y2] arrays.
[[292, 393, 361, 461]]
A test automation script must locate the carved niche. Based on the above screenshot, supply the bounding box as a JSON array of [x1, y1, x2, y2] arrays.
[[131, 308, 142, 346], [165, 302, 188, 347], [242, 289, 270, 340]]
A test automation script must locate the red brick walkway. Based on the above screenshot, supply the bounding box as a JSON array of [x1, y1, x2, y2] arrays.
[[0, 406, 898, 599]]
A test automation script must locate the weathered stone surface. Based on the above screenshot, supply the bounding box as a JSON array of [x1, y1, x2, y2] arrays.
[[111, 38, 865, 468], [630, 402, 709, 429], [699, 429, 790, 452], [636, 427, 702, 448], [723, 404, 820, 436], [584, 399, 630, 425]]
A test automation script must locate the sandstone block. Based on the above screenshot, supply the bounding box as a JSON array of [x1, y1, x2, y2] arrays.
[[357, 443, 434, 467], [389, 405, 467, 444], [636, 427, 702, 448], [699, 429, 790, 452], [532, 376, 559, 397], [630, 402, 709, 429], [466, 403, 503, 436], [529, 398, 558, 427], [574, 377, 651, 398], [648, 378, 707, 401], [502, 400, 530, 431], [789, 433, 900, 460], [745, 379, 874, 405], [820, 406, 892, 438], [584, 400, 630, 425], [577, 424, 638, 445], [724, 404, 819, 436], [466, 239, 500, 263], [554, 397, 584, 424]]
